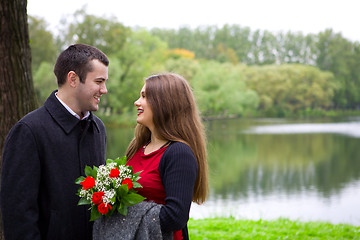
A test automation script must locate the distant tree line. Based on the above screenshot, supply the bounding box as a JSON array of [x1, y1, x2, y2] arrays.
[[28, 9, 360, 123], [150, 25, 360, 110]]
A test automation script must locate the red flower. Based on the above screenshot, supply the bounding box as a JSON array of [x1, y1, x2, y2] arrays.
[[122, 178, 133, 190], [109, 167, 120, 178], [98, 202, 112, 214], [81, 176, 95, 189], [92, 191, 104, 205]]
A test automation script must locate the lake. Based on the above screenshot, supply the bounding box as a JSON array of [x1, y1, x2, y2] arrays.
[[106, 116, 360, 226]]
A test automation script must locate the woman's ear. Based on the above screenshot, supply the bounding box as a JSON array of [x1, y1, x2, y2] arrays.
[[67, 71, 78, 88]]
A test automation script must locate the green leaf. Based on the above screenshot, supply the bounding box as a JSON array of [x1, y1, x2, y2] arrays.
[[75, 176, 85, 184], [133, 176, 141, 182], [119, 156, 127, 165], [113, 156, 126, 166], [132, 182, 142, 188], [106, 159, 114, 165], [116, 184, 128, 197], [90, 207, 102, 221], [85, 166, 93, 177], [78, 198, 91, 206], [110, 196, 116, 203], [134, 171, 142, 178], [122, 192, 146, 206], [117, 203, 128, 216], [92, 166, 98, 178]]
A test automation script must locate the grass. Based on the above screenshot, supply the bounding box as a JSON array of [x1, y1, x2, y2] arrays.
[[188, 218, 360, 240]]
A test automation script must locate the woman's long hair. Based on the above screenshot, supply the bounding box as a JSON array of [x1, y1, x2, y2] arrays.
[[126, 73, 208, 204]]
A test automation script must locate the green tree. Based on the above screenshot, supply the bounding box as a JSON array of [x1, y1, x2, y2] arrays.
[[28, 16, 58, 70], [213, 24, 252, 63], [33, 62, 57, 104], [58, 8, 130, 55], [316, 29, 360, 108], [192, 61, 259, 117], [249, 30, 277, 65], [164, 58, 200, 82], [245, 64, 337, 116]]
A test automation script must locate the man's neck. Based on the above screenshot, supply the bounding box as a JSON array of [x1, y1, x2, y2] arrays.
[[55, 91, 89, 120]]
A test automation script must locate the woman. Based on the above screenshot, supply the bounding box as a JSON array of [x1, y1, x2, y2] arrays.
[[126, 73, 208, 240]]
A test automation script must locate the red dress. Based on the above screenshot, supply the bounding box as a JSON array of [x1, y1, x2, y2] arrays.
[[126, 146, 183, 240]]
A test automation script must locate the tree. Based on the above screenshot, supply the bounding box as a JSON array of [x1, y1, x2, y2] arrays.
[[315, 29, 360, 108], [58, 8, 130, 55], [244, 64, 337, 115], [0, 0, 37, 237], [192, 61, 259, 117], [103, 29, 168, 115], [28, 15, 58, 70]]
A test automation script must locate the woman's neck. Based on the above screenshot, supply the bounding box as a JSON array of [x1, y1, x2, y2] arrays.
[[143, 134, 169, 154]]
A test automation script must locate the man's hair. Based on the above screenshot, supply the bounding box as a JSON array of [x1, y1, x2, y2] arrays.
[[54, 43, 109, 86]]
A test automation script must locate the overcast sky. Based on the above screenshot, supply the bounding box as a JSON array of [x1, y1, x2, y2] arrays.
[[27, 0, 360, 42]]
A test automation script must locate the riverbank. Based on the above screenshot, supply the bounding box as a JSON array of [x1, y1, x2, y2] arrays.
[[100, 109, 360, 128], [188, 218, 360, 239]]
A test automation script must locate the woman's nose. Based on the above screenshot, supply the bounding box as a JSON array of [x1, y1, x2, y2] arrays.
[[134, 98, 140, 106]]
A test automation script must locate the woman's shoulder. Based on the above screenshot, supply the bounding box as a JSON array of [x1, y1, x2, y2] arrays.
[[165, 141, 194, 155], [160, 141, 196, 167]]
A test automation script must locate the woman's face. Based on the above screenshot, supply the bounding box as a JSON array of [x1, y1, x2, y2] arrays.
[[134, 84, 154, 131]]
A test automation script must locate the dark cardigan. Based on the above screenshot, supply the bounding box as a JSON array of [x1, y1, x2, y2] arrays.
[[0, 90, 106, 240], [158, 142, 198, 240]]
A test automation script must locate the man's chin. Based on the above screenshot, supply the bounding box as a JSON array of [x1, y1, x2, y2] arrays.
[[90, 105, 99, 112]]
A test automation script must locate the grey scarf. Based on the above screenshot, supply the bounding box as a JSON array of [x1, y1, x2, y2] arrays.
[[93, 201, 173, 240]]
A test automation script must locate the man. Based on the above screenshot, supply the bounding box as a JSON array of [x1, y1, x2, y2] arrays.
[[1, 44, 109, 239]]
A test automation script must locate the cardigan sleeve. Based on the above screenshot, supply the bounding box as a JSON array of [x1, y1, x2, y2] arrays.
[[158, 142, 198, 232], [0, 122, 42, 240]]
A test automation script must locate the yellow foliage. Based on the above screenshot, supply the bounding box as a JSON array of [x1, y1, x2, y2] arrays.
[[166, 48, 195, 59]]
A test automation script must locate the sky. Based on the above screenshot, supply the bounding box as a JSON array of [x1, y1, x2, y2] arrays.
[[27, 0, 360, 42]]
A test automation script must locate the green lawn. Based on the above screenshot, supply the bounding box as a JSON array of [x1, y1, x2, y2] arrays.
[[188, 218, 360, 240]]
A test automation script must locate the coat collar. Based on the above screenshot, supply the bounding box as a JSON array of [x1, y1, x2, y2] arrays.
[[44, 90, 100, 134]]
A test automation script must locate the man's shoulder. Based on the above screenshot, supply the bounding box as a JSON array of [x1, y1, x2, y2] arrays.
[[19, 106, 48, 125], [18, 106, 47, 125], [91, 113, 106, 130], [92, 113, 104, 123]]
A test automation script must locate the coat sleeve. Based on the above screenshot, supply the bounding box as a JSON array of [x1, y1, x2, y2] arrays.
[[0, 122, 42, 240], [158, 142, 198, 232]]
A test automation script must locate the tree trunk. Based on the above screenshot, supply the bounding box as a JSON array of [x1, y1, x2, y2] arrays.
[[0, 0, 37, 238]]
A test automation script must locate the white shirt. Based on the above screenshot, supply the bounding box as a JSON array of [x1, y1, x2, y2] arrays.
[[55, 92, 90, 120]]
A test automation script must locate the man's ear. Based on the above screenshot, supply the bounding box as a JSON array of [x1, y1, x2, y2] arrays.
[[67, 71, 78, 88]]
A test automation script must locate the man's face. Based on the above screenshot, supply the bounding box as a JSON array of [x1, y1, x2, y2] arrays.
[[75, 59, 108, 116]]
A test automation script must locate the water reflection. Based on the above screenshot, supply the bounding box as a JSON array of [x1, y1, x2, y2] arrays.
[[191, 180, 360, 225], [106, 118, 360, 225], [244, 121, 360, 138], [198, 118, 360, 225], [207, 132, 360, 199]]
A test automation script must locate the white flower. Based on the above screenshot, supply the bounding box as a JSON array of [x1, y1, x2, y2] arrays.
[[103, 189, 116, 204]]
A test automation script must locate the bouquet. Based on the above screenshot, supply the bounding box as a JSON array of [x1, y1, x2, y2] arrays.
[[75, 156, 145, 221]]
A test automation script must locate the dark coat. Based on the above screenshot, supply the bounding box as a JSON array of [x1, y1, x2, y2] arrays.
[[0, 90, 107, 240]]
